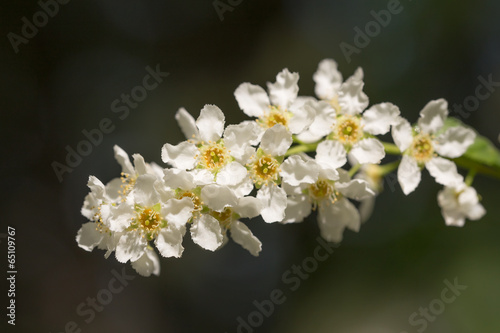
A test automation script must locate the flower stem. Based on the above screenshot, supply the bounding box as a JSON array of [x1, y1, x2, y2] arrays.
[[382, 142, 401, 155], [348, 164, 361, 177], [465, 169, 477, 186], [284, 142, 319, 157], [378, 159, 401, 176], [454, 156, 500, 180]]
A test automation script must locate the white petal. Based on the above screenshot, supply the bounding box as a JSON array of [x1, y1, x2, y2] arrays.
[[280, 155, 319, 186], [133, 174, 159, 207], [115, 232, 146, 263], [216, 162, 248, 186], [195, 104, 225, 143], [362, 102, 401, 135], [337, 70, 369, 115], [466, 203, 486, 221], [175, 107, 199, 140], [434, 126, 476, 158], [234, 83, 269, 117], [131, 249, 160, 277], [233, 196, 262, 218], [132, 154, 147, 176], [161, 141, 198, 170], [318, 198, 360, 243], [113, 145, 135, 175], [457, 186, 478, 207], [190, 168, 215, 186], [316, 140, 347, 170], [425, 157, 463, 187], [392, 117, 413, 152], [398, 155, 422, 195], [224, 121, 260, 162], [441, 209, 466, 227], [283, 195, 312, 223], [230, 221, 262, 256], [418, 99, 448, 134], [190, 214, 224, 251], [267, 68, 299, 109], [163, 168, 195, 190], [287, 99, 316, 134], [336, 179, 375, 200], [313, 58, 343, 100], [76, 222, 104, 252], [296, 100, 336, 143], [146, 162, 165, 179], [87, 176, 105, 202], [359, 197, 376, 224], [161, 197, 194, 229], [201, 184, 238, 212], [260, 124, 292, 156], [257, 184, 287, 223], [109, 199, 135, 232], [104, 177, 123, 202], [318, 167, 340, 182], [349, 138, 385, 164], [155, 225, 186, 258], [226, 176, 254, 198]]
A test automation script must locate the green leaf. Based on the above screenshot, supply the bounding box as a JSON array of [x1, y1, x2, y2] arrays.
[[444, 117, 500, 168], [463, 135, 500, 168]]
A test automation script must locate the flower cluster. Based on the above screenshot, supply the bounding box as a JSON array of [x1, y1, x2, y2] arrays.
[[77, 59, 486, 276]]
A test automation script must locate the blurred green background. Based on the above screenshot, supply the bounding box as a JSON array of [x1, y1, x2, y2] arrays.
[[1, 0, 499, 332]]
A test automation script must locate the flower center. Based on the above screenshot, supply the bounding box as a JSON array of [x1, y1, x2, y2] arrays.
[[308, 179, 340, 209], [334, 115, 363, 145], [410, 133, 434, 164], [138, 208, 161, 231], [177, 190, 204, 216], [198, 141, 231, 172], [210, 207, 234, 229], [259, 106, 289, 129], [249, 154, 280, 186], [130, 205, 164, 240]]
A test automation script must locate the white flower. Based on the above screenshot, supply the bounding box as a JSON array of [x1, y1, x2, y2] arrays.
[[313, 58, 343, 101], [283, 141, 375, 242], [163, 168, 243, 252], [207, 196, 263, 256], [392, 99, 476, 195], [437, 182, 486, 227], [304, 69, 400, 164], [163, 105, 258, 186], [77, 176, 121, 258], [234, 68, 315, 135], [247, 124, 293, 223], [353, 163, 385, 223], [111, 174, 194, 276]]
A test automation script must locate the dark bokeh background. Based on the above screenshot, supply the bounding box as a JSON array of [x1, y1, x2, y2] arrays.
[[1, 1, 500, 332]]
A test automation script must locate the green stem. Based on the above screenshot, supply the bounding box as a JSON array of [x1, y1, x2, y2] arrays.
[[348, 164, 361, 177], [465, 169, 477, 186], [284, 142, 319, 157], [454, 156, 500, 180], [382, 142, 401, 155], [378, 159, 401, 176]]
